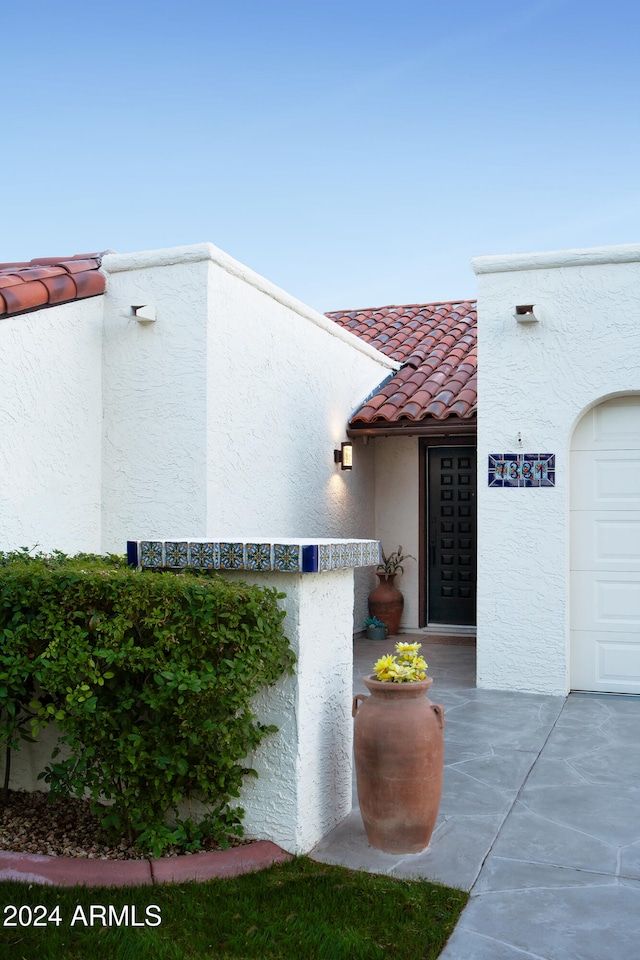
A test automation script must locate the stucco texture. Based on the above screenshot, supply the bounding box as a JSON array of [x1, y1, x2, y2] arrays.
[[223, 569, 355, 854], [0, 298, 103, 554], [373, 436, 421, 629], [100, 245, 392, 556], [473, 246, 640, 694], [101, 257, 210, 548], [204, 257, 389, 540]]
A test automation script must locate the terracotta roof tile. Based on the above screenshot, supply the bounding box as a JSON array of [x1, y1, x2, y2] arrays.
[[0, 275, 23, 289], [0, 253, 107, 319], [73, 268, 107, 299], [41, 273, 78, 304], [1, 280, 49, 314], [327, 300, 477, 424]]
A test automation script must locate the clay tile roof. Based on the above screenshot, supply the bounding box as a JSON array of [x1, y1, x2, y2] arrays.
[[0, 253, 108, 319], [326, 300, 477, 424]]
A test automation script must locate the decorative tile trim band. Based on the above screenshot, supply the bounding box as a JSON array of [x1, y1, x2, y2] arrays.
[[488, 453, 555, 487], [127, 539, 381, 573]]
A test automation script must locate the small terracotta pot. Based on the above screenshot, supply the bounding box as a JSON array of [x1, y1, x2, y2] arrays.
[[368, 573, 403, 636], [352, 675, 444, 854]]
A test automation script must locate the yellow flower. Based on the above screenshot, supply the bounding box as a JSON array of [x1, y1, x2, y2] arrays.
[[373, 655, 395, 674], [395, 642, 421, 654], [372, 647, 429, 682], [388, 662, 409, 680]]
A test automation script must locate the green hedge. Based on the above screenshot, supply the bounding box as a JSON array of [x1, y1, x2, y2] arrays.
[[0, 551, 295, 856]]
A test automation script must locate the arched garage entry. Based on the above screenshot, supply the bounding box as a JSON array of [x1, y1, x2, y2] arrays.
[[570, 395, 640, 693]]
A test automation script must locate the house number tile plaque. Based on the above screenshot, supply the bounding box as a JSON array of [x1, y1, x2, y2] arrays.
[[488, 453, 555, 488]]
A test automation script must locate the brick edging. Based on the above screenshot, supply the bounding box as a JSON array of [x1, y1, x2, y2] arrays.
[[0, 841, 293, 887]]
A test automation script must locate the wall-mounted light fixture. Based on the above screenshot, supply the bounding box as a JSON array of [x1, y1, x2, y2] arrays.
[[120, 305, 157, 324], [515, 304, 538, 324], [334, 441, 353, 470], [133, 304, 157, 324]]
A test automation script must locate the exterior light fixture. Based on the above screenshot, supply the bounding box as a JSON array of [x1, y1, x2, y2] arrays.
[[133, 304, 157, 324], [121, 305, 157, 323], [515, 304, 538, 324], [334, 441, 353, 470]]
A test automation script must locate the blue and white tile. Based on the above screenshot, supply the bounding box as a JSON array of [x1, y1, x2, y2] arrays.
[[345, 542, 359, 567], [334, 543, 347, 569], [164, 541, 189, 567], [139, 540, 164, 567], [246, 542, 273, 570], [273, 543, 301, 572], [219, 542, 245, 569], [188, 541, 219, 569]]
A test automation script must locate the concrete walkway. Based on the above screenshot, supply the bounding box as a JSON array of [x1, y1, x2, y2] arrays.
[[311, 638, 640, 960]]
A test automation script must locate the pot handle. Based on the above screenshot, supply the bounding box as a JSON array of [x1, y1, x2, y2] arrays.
[[352, 694, 368, 717], [432, 703, 445, 729]]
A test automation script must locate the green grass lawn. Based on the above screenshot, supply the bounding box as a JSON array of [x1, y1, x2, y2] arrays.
[[0, 857, 467, 959]]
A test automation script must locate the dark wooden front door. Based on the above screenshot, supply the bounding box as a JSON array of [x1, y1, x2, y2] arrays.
[[427, 447, 476, 625]]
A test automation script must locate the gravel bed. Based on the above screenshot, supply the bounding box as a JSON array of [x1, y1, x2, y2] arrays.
[[0, 791, 247, 860]]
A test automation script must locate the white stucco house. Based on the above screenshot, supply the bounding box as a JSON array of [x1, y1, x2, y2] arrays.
[[472, 246, 640, 698], [1, 240, 639, 700]]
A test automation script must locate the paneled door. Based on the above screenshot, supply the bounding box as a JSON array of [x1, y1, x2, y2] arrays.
[[427, 447, 476, 625], [571, 396, 640, 693]]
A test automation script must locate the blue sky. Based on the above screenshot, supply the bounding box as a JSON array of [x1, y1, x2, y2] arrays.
[[3, 0, 639, 310]]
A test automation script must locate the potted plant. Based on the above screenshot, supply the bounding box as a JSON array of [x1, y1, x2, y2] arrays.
[[351, 641, 444, 854], [368, 545, 415, 636], [364, 616, 387, 641]]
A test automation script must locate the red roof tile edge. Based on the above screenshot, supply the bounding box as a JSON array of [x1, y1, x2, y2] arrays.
[[0, 840, 292, 887], [326, 300, 478, 425], [0, 253, 109, 319]]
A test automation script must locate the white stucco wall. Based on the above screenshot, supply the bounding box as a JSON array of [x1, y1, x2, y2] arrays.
[[373, 437, 421, 630], [100, 255, 210, 548], [350, 440, 377, 631], [101, 245, 395, 559], [0, 298, 103, 554], [2, 240, 400, 656], [203, 248, 393, 539], [472, 243, 640, 694], [223, 569, 355, 854]]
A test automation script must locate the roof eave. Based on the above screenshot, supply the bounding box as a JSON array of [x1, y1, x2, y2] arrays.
[[347, 416, 477, 438]]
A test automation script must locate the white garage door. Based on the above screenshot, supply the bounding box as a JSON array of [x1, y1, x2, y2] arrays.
[[570, 396, 640, 693]]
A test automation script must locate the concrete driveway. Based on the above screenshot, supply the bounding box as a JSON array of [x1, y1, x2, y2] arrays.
[[311, 637, 640, 960]]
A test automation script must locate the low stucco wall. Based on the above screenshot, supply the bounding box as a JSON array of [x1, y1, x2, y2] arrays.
[[2, 567, 356, 856], [225, 569, 354, 853]]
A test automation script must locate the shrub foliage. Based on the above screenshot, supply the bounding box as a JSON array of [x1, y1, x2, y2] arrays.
[[0, 551, 294, 855]]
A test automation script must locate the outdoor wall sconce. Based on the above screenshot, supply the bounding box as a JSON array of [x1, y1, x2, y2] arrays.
[[334, 441, 353, 470], [120, 305, 157, 324], [132, 304, 157, 324], [515, 304, 538, 324]]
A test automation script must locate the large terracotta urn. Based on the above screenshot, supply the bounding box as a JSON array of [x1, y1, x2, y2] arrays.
[[352, 675, 444, 854], [368, 574, 404, 636]]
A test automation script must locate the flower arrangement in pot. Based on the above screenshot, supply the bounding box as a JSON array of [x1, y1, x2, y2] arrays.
[[364, 616, 387, 642], [368, 545, 416, 636], [351, 641, 444, 854], [372, 640, 427, 681]]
